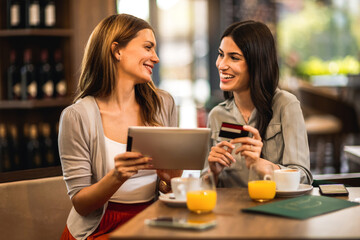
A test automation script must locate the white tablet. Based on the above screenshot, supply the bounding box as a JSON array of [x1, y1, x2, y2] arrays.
[[126, 127, 211, 170]]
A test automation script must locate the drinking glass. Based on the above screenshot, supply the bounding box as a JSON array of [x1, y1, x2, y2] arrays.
[[186, 171, 217, 214], [248, 163, 276, 202]]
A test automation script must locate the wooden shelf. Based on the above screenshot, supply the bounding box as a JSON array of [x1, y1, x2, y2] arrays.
[[0, 166, 62, 183], [0, 0, 116, 183], [0, 28, 73, 37], [0, 98, 72, 109]]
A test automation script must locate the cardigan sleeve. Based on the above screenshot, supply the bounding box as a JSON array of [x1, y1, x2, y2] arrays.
[[159, 90, 178, 127], [58, 106, 92, 199]]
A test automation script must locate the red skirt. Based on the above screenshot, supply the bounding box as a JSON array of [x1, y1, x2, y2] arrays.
[[60, 201, 152, 240]]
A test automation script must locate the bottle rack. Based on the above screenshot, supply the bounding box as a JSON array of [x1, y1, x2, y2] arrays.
[[0, 0, 72, 181]]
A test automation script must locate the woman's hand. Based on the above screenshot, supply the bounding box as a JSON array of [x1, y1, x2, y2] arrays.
[[156, 169, 183, 183], [230, 125, 263, 168], [156, 169, 183, 193], [113, 152, 153, 181], [208, 141, 236, 178], [72, 152, 153, 216]]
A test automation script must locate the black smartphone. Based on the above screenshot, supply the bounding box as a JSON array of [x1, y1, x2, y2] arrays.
[[319, 184, 349, 196], [145, 216, 216, 230], [219, 122, 249, 139]]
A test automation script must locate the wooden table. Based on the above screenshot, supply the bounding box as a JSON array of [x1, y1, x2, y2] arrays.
[[110, 188, 360, 240]]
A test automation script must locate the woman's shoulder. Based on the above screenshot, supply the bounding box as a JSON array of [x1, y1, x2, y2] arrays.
[[157, 89, 174, 102], [273, 88, 299, 107], [156, 89, 177, 126], [271, 88, 303, 120], [157, 89, 176, 111], [208, 99, 231, 115], [61, 96, 97, 119]]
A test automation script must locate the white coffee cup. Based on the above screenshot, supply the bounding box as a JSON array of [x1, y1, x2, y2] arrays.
[[171, 177, 190, 200], [274, 169, 300, 191]]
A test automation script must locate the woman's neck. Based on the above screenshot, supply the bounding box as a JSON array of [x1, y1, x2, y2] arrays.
[[104, 79, 138, 108], [233, 90, 254, 124], [95, 79, 143, 141]]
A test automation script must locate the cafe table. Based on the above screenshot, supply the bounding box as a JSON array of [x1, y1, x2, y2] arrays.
[[110, 187, 360, 240]]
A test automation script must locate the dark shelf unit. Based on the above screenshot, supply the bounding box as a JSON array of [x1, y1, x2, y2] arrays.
[[0, 0, 73, 182], [0, 0, 117, 183], [0, 97, 72, 109], [0, 28, 73, 37]]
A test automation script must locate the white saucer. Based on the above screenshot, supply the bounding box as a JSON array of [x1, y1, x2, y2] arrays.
[[276, 184, 313, 197], [159, 193, 187, 207]]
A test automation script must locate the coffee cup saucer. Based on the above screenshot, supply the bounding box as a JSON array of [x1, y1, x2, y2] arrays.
[[159, 193, 187, 207], [276, 184, 313, 197]]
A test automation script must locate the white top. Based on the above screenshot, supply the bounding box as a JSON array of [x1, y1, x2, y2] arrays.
[[104, 136, 157, 203]]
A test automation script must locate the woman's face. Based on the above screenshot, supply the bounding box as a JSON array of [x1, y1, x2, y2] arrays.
[[216, 36, 250, 94], [117, 29, 159, 84]]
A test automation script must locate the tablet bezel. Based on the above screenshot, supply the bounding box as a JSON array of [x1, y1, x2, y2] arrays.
[[127, 127, 210, 170]]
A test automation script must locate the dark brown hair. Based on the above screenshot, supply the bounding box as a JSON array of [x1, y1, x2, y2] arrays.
[[221, 20, 279, 139]]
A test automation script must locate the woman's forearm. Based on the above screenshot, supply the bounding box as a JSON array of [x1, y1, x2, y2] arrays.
[[71, 169, 126, 216]]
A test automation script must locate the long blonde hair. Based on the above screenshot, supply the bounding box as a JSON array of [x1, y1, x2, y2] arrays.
[[74, 14, 162, 126]]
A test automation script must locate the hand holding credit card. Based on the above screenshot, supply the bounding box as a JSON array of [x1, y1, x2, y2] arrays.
[[219, 122, 249, 139]]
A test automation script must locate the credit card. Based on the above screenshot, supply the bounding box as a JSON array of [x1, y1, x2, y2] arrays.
[[219, 122, 249, 139]]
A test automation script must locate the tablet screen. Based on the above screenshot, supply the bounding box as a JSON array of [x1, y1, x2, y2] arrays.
[[127, 127, 211, 170]]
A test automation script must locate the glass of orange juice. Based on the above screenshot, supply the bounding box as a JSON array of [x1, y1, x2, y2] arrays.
[[186, 171, 217, 214], [248, 163, 276, 202]]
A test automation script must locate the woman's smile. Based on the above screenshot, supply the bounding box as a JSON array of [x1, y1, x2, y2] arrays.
[[144, 63, 153, 74], [220, 72, 235, 82]]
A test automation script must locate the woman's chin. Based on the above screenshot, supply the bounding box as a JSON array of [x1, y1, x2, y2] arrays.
[[220, 84, 233, 92], [136, 77, 152, 85]]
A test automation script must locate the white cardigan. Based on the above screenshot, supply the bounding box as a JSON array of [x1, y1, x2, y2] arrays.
[[58, 92, 177, 240]]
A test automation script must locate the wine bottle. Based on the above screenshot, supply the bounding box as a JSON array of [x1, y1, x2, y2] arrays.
[[39, 48, 54, 99], [22, 123, 30, 168], [8, 124, 21, 170], [21, 48, 38, 100], [26, 0, 41, 28], [0, 124, 12, 172], [7, 50, 22, 100], [53, 49, 67, 97], [39, 123, 55, 166], [27, 124, 42, 168], [7, 0, 25, 29], [42, 0, 56, 28], [53, 121, 60, 165]]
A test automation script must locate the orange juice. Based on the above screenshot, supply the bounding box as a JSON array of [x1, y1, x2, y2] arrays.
[[248, 180, 276, 202], [186, 190, 217, 214]]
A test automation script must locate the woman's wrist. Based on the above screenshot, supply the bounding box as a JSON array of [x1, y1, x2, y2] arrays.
[[111, 169, 127, 184]]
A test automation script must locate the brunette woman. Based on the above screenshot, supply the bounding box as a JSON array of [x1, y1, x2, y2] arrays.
[[207, 20, 312, 187]]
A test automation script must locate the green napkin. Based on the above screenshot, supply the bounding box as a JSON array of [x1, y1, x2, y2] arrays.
[[242, 195, 359, 220]]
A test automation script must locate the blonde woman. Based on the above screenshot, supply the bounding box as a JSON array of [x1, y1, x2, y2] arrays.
[[59, 14, 182, 240]]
